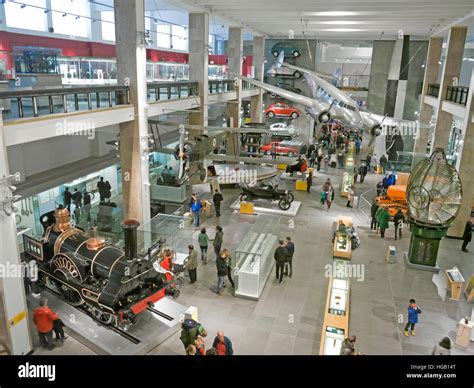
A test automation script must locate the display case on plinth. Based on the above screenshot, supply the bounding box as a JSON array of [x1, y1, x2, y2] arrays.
[[445, 268, 465, 301], [234, 215, 280, 300], [340, 172, 352, 197], [333, 216, 353, 260]]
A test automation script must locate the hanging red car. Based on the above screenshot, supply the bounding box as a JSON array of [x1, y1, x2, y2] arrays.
[[264, 103, 301, 119]]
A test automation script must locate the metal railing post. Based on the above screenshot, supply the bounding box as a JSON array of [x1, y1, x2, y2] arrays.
[[32, 96, 38, 117]]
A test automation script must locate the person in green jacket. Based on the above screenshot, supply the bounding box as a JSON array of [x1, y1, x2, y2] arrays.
[[198, 228, 209, 264], [375, 206, 384, 234], [378, 208, 390, 238]]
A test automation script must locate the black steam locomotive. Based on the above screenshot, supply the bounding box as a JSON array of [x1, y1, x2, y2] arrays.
[[22, 207, 178, 326]]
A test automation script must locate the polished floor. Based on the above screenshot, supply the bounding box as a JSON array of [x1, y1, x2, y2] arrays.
[[31, 165, 474, 355]]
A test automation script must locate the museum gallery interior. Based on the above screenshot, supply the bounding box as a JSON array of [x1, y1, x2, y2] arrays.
[[0, 0, 474, 376]]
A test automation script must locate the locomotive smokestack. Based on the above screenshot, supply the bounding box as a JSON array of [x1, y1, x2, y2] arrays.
[[123, 219, 140, 260]]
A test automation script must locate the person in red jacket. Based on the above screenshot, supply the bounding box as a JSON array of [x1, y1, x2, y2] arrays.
[[33, 297, 58, 350], [160, 249, 174, 282]]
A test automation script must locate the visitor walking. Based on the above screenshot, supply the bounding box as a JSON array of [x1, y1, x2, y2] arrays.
[[393, 208, 404, 240], [213, 189, 224, 217], [33, 297, 58, 350], [216, 251, 227, 295], [404, 299, 422, 337], [371, 154, 378, 173], [378, 207, 390, 238], [285, 236, 295, 277], [190, 196, 202, 227], [346, 185, 355, 208], [274, 240, 288, 283], [323, 154, 329, 174], [306, 171, 313, 193], [359, 163, 368, 183], [462, 219, 472, 252], [198, 228, 209, 264], [379, 154, 388, 174], [97, 177, 106, 202], [221, 248, 235, 288], [63, 188, 72, 212], [309, 150, 316, 167], [213, 225, 223, 258], [366, 153, 372, 172], [179, 318, 207, 350], [187, 245, 198, 284], [370, 198, 379, 231]]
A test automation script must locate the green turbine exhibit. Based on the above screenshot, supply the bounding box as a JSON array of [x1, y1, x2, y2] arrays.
[[405, 148, 462, 271]]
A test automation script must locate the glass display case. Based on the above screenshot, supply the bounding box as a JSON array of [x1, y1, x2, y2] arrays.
[[323, 326, 345, 355], [340, 172, 352, 197], [234, 215, 280, 300], [328, 278, 349, 316]]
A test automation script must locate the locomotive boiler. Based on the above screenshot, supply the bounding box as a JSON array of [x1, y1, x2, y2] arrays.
[[22, 207, 179, 326]]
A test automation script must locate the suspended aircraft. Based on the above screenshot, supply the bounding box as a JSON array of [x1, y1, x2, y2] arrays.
[[237, 51, 429, 146]]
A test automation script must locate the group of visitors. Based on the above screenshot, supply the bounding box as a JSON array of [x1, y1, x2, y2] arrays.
[[370, 198, 404, 239], [180, 319, 233, 356], [273, 237, 295, 283], [190, 189, 225, 227]]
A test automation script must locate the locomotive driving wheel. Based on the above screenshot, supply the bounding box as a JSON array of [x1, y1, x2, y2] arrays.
[[54, 272, 84, 307]]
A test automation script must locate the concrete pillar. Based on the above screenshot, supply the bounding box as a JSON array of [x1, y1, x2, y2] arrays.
[[250, 36, 265, 123], [226, 27, 244, 156], [414, 37, 443, 156], [114, 0, 150, 224], [0, 2, 7, 30], [385, 35, 410, 119], [448, 68, 474, 238], [89, 2, 103, 40], [226, 100, 240, 156], [45, 0, 54, 32], [0, 115, 33, 355], [188, 12, 209, 127], [433, 27, 468, 150]]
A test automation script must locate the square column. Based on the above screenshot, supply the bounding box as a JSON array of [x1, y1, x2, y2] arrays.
[[433, 27, 467, 150], [448, 68, 474, 238], [114, 0, 150, 224], [0, 115, 33, 355], [250, 36, 265, 123], [414, 37, 443, 156], [188, 12, 209, 127]]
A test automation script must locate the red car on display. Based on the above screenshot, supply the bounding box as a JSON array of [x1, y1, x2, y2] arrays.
[[260, 141, 300, 157], [264, 103, 301, 119]]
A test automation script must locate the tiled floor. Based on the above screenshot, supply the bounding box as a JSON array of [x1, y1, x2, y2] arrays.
[[33, 164, 474, 356]]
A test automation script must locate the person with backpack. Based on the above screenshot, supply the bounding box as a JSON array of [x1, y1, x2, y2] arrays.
[[198, 228, 209, 264], [180, 318, 207, 350], [404, 299, 422, 337]]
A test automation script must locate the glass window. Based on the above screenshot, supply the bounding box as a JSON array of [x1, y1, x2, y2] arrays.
[[157, 25, 171, 49], [101, 11, 115, 41], [5, 0, 47, 32], [51, 0, 89, 38], [171, 26, 187, 51]]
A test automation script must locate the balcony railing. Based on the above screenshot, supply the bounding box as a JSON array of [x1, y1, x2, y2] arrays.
[[0, 85, 129, 120], [446, 85, 469, 106], [1, 79, 258, 121], [147, 81, 198, 101], [427, 83, 440, 98]]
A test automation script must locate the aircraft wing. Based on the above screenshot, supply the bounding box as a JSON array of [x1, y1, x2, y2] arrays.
[[209, 154, 299, 166], [360, 111, 431, 129], [237, 75, 326, 112]]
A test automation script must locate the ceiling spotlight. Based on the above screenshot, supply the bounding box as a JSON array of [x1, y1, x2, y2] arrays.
[[153, 19, 158, 25], [75, 16, 80, 20], [62, 13, 67, 17], [21, 4, 26, 8], [44, 9, 49, 14]]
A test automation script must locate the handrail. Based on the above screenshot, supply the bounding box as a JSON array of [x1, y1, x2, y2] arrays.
[[446, 85, 469, 106], [0, 85, 128, 99], [147, 81, 198, 101]]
